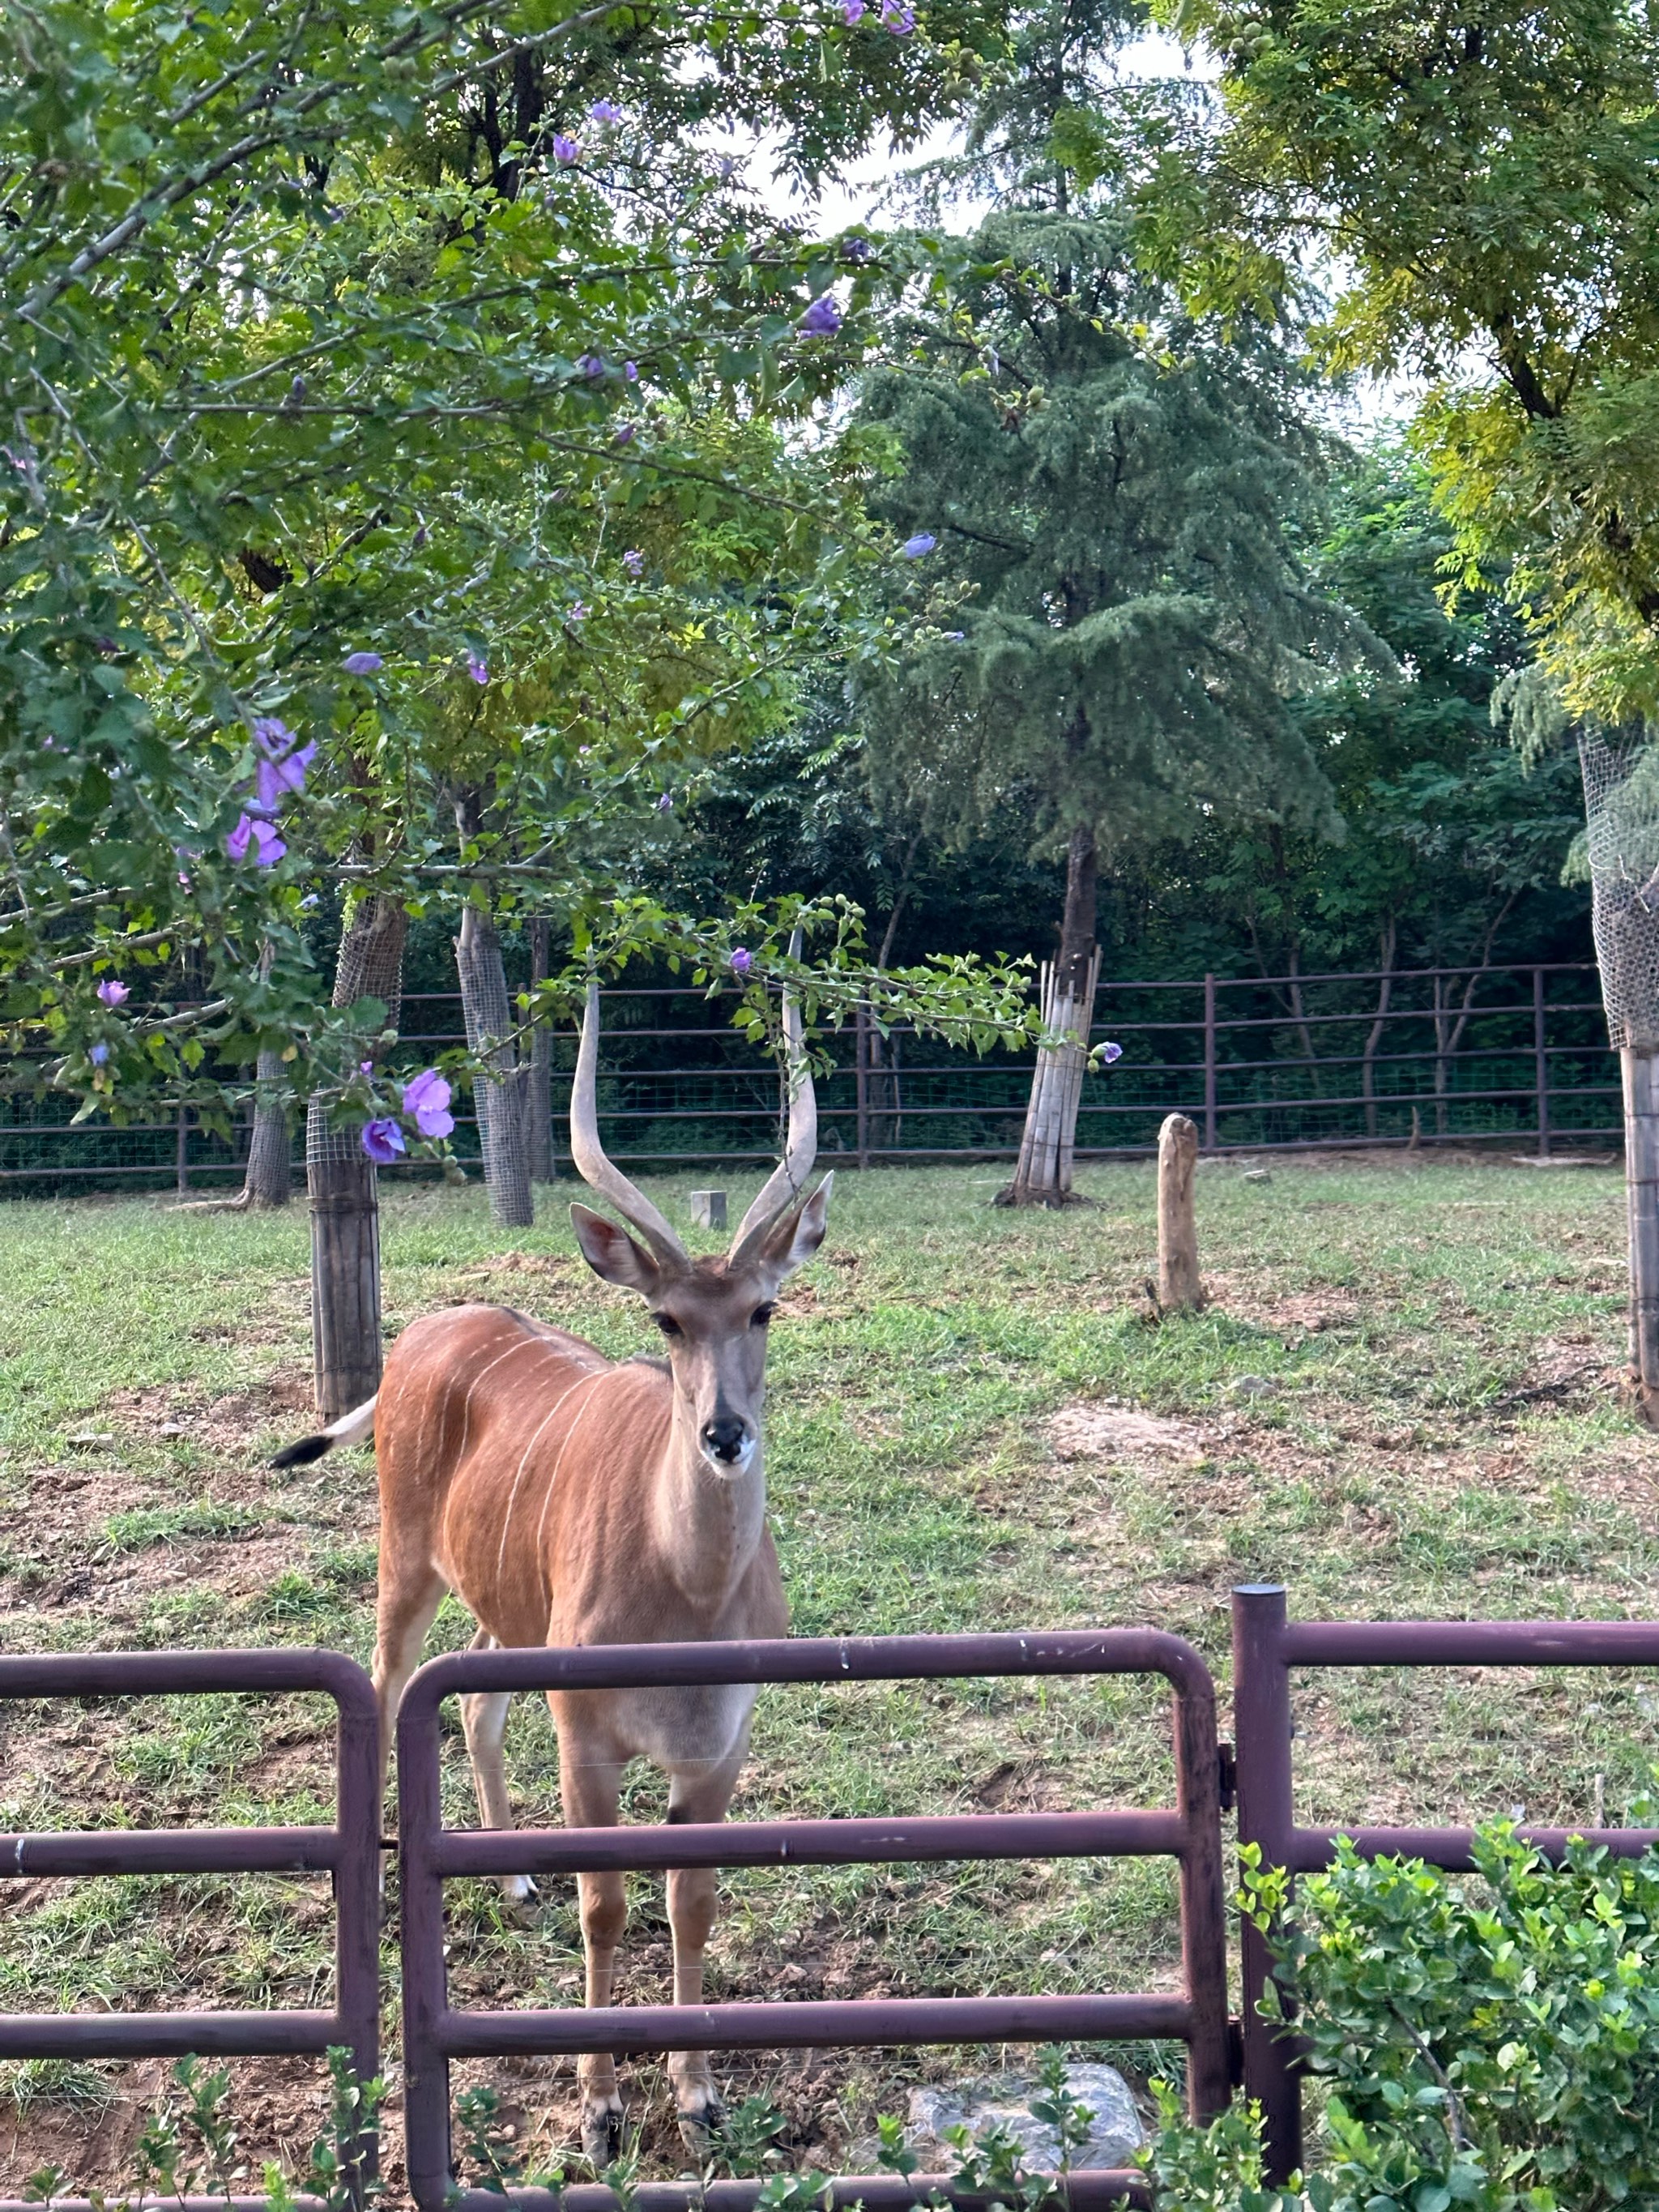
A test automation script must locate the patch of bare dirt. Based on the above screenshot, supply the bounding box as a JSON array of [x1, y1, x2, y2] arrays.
[[102, 1369, 314, 1460], [1047, 1402, 1206, 1466]]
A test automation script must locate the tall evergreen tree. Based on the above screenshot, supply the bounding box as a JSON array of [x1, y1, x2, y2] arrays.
[[857, 0, 1370, 1198]]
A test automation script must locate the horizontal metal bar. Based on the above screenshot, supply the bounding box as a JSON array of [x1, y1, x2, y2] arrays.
[[0, 2199, 328, 2212], [0, 2009, 343, 2058], [405, 1627, 1214, 1707], [1291, 1823, 1659, 1873], [433, 1808, 1185, 1878], [436, 1992, 1192, 2058], [471, 2176, 1153, 2212], [0, 1647, 373, 1706], [2, 1826, 341, 1877], [1284, 1619, 1659, 1668]]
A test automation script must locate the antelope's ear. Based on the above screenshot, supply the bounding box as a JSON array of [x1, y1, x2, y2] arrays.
[[570, 1203, 662, 1296], [760, 1172, 834, 1282]]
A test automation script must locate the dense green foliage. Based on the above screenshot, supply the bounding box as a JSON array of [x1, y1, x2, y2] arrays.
[[1154, 0, 1659, 730], [1151, 1824, 1659, 2211]]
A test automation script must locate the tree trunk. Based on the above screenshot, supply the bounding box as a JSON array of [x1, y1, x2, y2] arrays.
[[527, 917, 555, 1184], [241, 1045, 292, 1207], [1361, 919, 1397, 1142], [999, 824, 1099, 1206], [1157, 1112, 1203, 1312], [1623, 1049, 1659, 1425], [307, 894, 406, 1419], [455, 899, 535, 1227]]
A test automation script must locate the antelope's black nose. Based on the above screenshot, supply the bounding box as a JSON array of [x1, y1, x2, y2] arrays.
[[702, 1415, 748, 1464]]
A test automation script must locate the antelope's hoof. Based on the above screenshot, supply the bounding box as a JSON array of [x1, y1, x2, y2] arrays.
[[582, 2099, 626, 2167], [500, 1873, 539, 1919], [676, 2094, 725, 2159]]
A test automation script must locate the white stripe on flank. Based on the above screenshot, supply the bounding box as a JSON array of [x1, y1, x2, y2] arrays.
[[531, 1364, 621, 1565], [494, 1364, 612, 1586], [455, 1330, 572, 1470]]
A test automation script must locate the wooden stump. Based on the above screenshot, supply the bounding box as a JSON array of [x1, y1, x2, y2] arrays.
[[310, 1157, 383, 1415], [1157, 1112, 1203, 1313]]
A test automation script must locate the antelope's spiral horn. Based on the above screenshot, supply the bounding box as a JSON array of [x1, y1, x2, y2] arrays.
[[569, 980, 690, 1269], [728, 957, 817, 1264]]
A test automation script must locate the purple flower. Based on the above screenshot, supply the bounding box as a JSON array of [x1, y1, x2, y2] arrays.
[[623, 549, 645, 576], [250, 715, 295, 755], [343, 651, 384, 675], [589, 99, 624, 122], [361, 1117, 407, 1165], [799, 295, 842, 337], [624, 361, 639, 381], [255, 738, 317, 811], [467, 653, 489, 685], [881, 0, 915, 28], [731, 947, 753, 977], [842, 234, 872, 261], [96, 979, 130, 1006], [613, 422, 637, 446], [359, 1060, 374, 1074], [89, 1043, 110, 1066], [901, 532, 937, 557], [552, 133, 580, 164], [843, 0, 867, 17], [403, 1068, 455, 1139], [578, 352, 607, 378], [944, 629, 965, 640], [1098, 1040, 1124, 1065], [656, 792, 674, 812], [226, 815, 287, 866], [568, 600, 588, 621]]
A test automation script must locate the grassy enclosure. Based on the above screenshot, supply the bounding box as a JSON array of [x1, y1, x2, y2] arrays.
[[0, 1156, 1656, 2191]]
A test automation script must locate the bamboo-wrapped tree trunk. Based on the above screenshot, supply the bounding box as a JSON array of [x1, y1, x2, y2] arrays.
[[1000, 825, 1101, 1207], [456, 899, 535, 1227], [527, 916, 556, 1184], [241, 1045, 292, 1208], [307, 894, 407, 1417]]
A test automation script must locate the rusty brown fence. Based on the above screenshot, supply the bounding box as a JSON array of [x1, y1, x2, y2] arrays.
[[394, 1630, 1232, 2212], [0, 961, 1622, 1190], [8, 1600, 1659, 2204], [0, 1647, 382, 2212], [1230, 1583, 1659, 2184]]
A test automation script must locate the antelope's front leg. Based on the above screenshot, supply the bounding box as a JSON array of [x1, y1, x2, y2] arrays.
[[665, 1753, 746, 2153], [557, 1724, 629, 2165]]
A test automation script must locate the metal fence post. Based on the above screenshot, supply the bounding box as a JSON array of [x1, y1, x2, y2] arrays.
[[1230, 1584, 1301, 2182], [1533, 967, 1550, 1158], [176, 1104, 190, 1193], [1203, 974, 1218, 1152], [855, 1003, 870, 1169]]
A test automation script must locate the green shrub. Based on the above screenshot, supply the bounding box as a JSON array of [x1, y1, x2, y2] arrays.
[[1184, 1820, 1659, 2212]]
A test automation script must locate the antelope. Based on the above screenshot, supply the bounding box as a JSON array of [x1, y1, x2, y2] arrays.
[[271, 984, 829, 2159]]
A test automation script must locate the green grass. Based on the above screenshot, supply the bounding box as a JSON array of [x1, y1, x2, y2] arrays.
[[1, 1157, 1657, 2188]]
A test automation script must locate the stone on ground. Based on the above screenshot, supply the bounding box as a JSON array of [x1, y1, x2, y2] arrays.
[[906, 2063, 1144, 2172]]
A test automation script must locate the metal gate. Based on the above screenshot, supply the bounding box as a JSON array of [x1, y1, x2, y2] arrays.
[[0, 1648, 381, 2212], [394, 1630, 1232, 2212], [1231, 1583, 1659, 2182]]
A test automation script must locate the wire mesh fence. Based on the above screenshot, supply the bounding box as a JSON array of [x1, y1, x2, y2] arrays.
[[0, 961, 1620, 1193]]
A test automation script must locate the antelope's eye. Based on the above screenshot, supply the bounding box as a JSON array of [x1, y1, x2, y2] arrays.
[[654, 1312, 683, 1339], [751, 1304, 776, 1329]]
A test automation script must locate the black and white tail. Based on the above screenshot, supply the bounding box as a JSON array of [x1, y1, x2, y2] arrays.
[[269, 1394, 378, 1469]]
